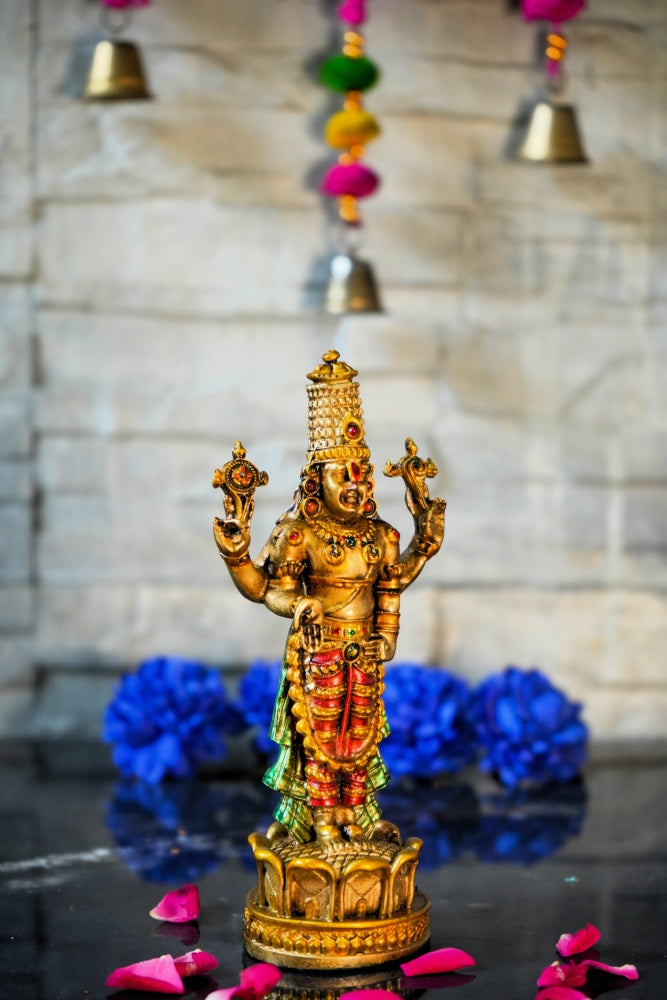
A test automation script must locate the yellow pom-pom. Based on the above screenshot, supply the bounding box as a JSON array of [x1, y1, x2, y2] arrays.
[[338, 195, 361, 224], [324, 109, 380, 149]]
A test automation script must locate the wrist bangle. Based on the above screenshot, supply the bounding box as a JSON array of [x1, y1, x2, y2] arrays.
[[222, 551, 251, 567]]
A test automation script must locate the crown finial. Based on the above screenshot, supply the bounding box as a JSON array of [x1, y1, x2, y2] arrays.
[[307, 349, 359, 384]]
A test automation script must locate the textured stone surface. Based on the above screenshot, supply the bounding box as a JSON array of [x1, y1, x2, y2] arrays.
[[0, 587, 32, 632], [0, 506, 31, 585], [0, 0, 666, 740], [0, 3, 31, 279]]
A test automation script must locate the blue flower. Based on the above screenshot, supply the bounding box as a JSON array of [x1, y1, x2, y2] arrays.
[[475, 782, 587, 864], [381, 663, 477, 779], [105, 779, 228, 883], [471, 666, 588, 787], [235, 659, 282, 754], [380, 781, 480, 870], [105, 778, 274, 882], [103, 656, 243, 783]]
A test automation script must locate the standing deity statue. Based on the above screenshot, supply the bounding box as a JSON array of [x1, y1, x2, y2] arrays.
[[213, 351, 445, 853], [214, 351, 445, 967]]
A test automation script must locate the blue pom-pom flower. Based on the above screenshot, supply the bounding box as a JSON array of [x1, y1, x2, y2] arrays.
[[381, 663, 477, 779], [471, 666, 588, 787], [105, 779, 228, 883], [235, 659, 282, 755], [475, 782, 587, 865], [103, 656, 243, 783]]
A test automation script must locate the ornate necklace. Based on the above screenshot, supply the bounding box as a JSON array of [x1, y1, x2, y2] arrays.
[[311, 514, 376, 549]]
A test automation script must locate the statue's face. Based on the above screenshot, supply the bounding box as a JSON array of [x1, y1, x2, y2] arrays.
[[320, 461, 370, 521]]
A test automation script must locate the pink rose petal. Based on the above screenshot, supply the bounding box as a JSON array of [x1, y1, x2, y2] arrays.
[[537, 963, 587, 988], [580, 959, 639, 980], [400, 973, 476, 990], [556, 922, 601, 957], [400, 948, 476, 976], [150, 884, 200, 923], [173, 949, 219, 977], [106, 954, 184, 993], [340, 991, 401, 1000], [239, 963, 282, 998], [207, 964, 282, 1000], [155, 920, 200, 946], [536, 988, 587, 1000]]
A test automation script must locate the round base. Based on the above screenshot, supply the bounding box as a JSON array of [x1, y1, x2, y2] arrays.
[[243, 888, 430, 970]]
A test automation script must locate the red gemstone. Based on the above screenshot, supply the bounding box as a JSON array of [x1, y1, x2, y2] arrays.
[[347, 423, 360, 438], [288, 531, 300, 542]]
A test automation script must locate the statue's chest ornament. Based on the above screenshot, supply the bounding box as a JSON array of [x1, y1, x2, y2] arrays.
[[311, 516, 380, 566]]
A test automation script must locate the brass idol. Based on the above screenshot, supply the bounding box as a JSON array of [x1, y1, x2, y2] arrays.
[[213, 351, 446, 969]]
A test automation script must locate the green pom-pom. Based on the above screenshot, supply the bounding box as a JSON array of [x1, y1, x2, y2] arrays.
[[319, 54, 380, 93]]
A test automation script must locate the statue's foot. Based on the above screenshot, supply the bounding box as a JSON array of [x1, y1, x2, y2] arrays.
[[316, 822, 344, 846], [372, 819, 401, 844], [342, 823, 365, 839], [337, 805, 365, 840], [313, 806, 344, 846]]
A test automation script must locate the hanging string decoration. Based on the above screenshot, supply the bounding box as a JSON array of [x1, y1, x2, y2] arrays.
[[319, 0, 381, 228], [521, 0, 586, 85], [83, 0, 152, 100], [515, 0, 588, 163]]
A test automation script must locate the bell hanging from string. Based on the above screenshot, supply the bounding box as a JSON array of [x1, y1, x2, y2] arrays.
[[517, 100, 587, 163], [83, 6, 151, 101], [324, 252, 382, 314], [323, 195, 382, 315], [514, 27, 587, 164]]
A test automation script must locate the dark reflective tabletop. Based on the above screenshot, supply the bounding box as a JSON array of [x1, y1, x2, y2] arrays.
[[1, 741, 665, 1000]]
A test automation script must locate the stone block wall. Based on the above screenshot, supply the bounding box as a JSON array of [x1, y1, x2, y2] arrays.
[[1, 0, 666, 739]]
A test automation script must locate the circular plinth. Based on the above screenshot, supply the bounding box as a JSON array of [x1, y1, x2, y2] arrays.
[[244, 889, 430, 970]]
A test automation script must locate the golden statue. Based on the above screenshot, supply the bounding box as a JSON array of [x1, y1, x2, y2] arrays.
[[213, 350, 445, 970]]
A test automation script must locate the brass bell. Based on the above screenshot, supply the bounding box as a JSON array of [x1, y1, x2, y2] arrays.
[[324, 253, 382, 314], [517, 100, 587, 164], [84, 39, 151, 101]]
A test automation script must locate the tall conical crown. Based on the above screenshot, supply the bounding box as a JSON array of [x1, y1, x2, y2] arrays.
[[306, 350, 371, 463]]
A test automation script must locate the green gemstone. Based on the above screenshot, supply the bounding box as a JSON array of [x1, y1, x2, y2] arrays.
[[319, 54, 380, 94]]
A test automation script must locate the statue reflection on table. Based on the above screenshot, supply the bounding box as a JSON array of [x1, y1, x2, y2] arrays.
[[213, 350, 445, 970]]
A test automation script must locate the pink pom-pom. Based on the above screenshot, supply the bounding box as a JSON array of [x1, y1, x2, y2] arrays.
[[337, 0, 368, 25], [521, 0, 585, 22], [100, 0, 152, 8], [320, 162, 380, 199]]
